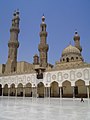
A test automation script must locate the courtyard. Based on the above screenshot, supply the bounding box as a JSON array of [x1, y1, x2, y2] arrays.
[[0, 97, 90, 120]]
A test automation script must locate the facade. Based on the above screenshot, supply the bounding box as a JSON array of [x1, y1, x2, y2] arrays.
[[0, 11, 90, 98]]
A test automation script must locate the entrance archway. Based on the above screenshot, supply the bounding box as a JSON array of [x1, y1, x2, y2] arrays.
[[75, 80, 87, 98], [37, 82, 44, 97], [50, 81, 59, 97], [62, 80, 72, 98], [17, 83, 23, 97], [25, 83, 32, 97], [10, 84, 16, 96], [3, 84, 8, 96]]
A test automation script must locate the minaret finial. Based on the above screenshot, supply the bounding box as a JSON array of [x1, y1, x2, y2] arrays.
[[75, 29, 78, 34], [73, 30, 82, 52], [13, 10, 16, 17], [16, 9, 19, 15], [42, 14, 45, 23]]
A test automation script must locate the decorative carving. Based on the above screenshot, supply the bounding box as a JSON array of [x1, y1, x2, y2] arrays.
[[83, 69, 89, 80], [77, 72, 82, 78], [57, 72, 62, 81], [63, 73, 68, 79], [47, 73, 51, 82], [52, 75, 56, 80], [70, 71, 75, 80], [31, 75, 35, 83], [27, 76, 31, 82]]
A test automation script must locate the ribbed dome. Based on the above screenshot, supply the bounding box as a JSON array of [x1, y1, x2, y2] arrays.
[[62, 45, 80, 56]]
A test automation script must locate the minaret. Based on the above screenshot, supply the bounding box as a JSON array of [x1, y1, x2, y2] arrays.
[[5, 10, 20, 73], [38, 15, 49, 67], [33, 54, 39, 65], [73, 31, 82, 52]]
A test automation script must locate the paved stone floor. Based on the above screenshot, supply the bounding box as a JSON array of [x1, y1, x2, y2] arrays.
[[0, 97, 90, 120]]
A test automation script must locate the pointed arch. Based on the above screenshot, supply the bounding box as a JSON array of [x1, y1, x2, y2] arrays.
[[75, 80, 87, 97], [37, 82, 44, 98], [62, 80, 72, 98], [25, 83, 32, 97], [50, 81, 59, 97], [10, 83, 16, 96], [3, 84, 8, 96], [17, 83, 23, 97]]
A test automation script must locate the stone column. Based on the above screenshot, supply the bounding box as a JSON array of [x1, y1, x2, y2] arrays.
[[46, 87, 48, 97], [44, 87, 46, 98], [72, 86, 75, 98], [8, 88, 10, 96], [15, 88, 17, 96], [32, 87, 37, 98], [59, 87, 62, 98], [48, 87, 50, 98], [44, 87, 48, 98], [2, 88, 3, 96], [87, 86, 89, 99], [23, 87, 25, 97]]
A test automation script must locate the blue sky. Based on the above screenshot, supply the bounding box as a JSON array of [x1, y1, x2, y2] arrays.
[[0, 0, 90, 65]]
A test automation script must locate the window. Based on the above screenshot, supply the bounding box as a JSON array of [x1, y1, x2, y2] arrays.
[[42, 26, 44, 31], [14, 67, 16, 72], [63, 58, 65, 61], [66, 58, 69, 62], [71, 57, 74, 60]]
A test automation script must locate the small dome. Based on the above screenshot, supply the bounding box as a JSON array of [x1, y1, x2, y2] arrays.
[[62, 45, 80, 56]]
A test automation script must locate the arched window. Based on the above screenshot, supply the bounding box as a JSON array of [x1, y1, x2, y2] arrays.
[[71, 57, 74, 60], [63, 58, 65, 61], [42, 26, 44, 31], [66, 58, 69, 62]]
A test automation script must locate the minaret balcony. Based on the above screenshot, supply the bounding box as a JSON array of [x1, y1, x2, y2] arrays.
[[40, 31, 47, 37], [8, 41, 19, 48], [38, 43, 49, 52]]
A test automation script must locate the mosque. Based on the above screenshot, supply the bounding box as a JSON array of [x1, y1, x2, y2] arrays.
[[0, 11, 90, 98]]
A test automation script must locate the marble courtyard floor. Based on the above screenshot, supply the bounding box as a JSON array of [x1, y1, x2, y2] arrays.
[[0, 97, 90, 120]]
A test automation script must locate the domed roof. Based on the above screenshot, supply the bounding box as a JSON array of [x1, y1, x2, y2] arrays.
[[62, 45, 80, 56]]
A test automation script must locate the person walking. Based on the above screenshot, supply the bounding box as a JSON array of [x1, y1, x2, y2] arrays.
[[81, 97, 84, 102]]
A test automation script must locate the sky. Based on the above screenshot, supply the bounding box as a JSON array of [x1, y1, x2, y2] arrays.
[[0, 0, 90, 65]]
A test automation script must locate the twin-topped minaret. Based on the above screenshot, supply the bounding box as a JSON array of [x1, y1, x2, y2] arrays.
[[5, 10, 20, 73], [38, 15, 49, 67]]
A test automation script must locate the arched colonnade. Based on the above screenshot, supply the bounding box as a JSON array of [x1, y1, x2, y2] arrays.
[[0, 79, 90, 98]]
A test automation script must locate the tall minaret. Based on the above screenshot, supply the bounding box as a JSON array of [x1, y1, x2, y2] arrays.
[[38, 15, 49, 67], [73, 31, 82, 52], [5, 10, 20, 73]]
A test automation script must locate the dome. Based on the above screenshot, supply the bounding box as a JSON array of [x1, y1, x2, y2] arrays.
[[62, 45, 80, 56]]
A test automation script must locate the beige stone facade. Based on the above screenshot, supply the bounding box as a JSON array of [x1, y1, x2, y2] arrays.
[[0, 11, 90, 98]]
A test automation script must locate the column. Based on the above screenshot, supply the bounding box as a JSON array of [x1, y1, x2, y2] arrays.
[[59, 87, 62, 98], [48, 87, 50, 98], [8, 88, 10, 96], [44, 87, 48, 98], [32, 87, 37, 98], [15, 88, 17, 96], [2, 88, 3, 96], [87, 86, 89, 99], [32, 87, 34, 97], [72, 86, 75, 98], [23, 87, 25, 97], [46, 87, 47, 97], [44, 87, 46, 98]]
